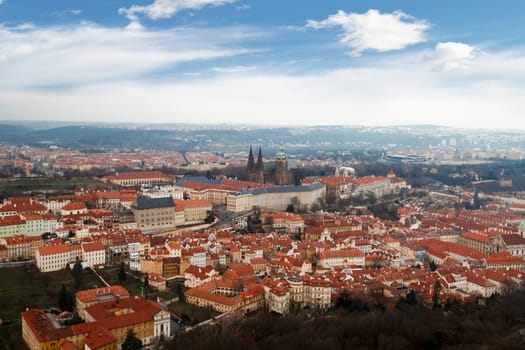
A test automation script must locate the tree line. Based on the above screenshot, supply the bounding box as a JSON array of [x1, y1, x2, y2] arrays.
[[167, 290, 525, 350]]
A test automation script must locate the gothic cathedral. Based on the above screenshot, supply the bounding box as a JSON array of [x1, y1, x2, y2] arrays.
[[247, 145, 293, 185]]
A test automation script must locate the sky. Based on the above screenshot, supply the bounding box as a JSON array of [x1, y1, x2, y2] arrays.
[[0, 0, 525, 130]]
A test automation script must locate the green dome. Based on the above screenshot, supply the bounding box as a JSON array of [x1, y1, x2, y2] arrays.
[[275, 145, 287, 160], [519, 221, 525, 231]]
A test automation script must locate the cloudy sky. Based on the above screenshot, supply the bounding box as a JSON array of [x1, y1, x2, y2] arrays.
[[0, 0, 524, 130]]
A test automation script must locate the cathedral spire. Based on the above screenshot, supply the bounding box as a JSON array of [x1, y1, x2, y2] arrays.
[[256, 146, 264, 171], [247, 146, 254, 171]]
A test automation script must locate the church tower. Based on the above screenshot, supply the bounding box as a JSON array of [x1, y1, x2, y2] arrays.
[[248, 146, 265, 183], [274, 145, 289, 185], [247, 146, 255, 182], [255, 146, 265, 183]]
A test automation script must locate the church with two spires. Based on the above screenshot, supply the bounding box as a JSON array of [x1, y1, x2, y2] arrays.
[[246, 145, 294, 186]]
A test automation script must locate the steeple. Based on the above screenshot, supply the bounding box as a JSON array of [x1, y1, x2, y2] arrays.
[[247, 146, 254, 171], [256, 146, 264, 171]]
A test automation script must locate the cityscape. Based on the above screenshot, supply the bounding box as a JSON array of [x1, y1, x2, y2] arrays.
[[1, 1, 525, 350]]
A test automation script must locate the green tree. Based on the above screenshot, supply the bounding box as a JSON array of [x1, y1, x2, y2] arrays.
[[118, 262, 127, 282], [72, 259, 83, 289], [405, 290, 418, 305], [58, 284, 68, 310], [174, 283, 186, 303], [433, 280, 442, 309], [58, 284, 75, 311], [429, 260, 437, 272], [292, 196, 300, 213], [310, 197, 326, 213], [204, 210, 215, 224], [121, 329, 142, 350], [143, 274, 150, 299], [473, 191, 481, 209]]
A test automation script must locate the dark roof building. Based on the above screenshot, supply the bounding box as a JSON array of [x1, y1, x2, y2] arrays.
[[132, 197, 176, 232], [133, 196, 174, 210]]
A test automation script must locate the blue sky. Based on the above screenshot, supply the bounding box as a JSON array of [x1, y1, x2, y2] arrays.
[[1, 0, 525, 130]]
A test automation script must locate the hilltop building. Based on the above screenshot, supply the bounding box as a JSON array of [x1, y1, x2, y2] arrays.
[[247, 146, 294, 186], [103, 171, 172, 187], [227, 183, 326, 212]]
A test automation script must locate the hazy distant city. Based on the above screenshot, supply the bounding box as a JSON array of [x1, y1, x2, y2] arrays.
[[2, 0, 525, 349], [1, 120, 525, 350]]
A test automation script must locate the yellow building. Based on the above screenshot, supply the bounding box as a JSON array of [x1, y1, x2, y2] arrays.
[[22, 309, 117, 350], [83, 297, 170, 347], [185, 281, 264, 314], [0, 235, 41, 261], [174, 199, 212, 224], [76, 286, 130, 321]]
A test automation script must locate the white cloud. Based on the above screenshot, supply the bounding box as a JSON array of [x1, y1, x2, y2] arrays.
[[430, 42, 480, 70], [0, 17, 524, 131], [3, 48, 525, 131], [212, 65, 256, 73], [306, 9, 429, 56], [236, 4, 250, 11], [119, 0, 237, 22], [0, 23, 259, 88], [50, 9, 83, 17]]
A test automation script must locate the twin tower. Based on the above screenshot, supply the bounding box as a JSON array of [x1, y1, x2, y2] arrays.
[[247, 145, 291, 186]]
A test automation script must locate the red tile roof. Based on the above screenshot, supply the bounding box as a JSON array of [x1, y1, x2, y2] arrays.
[[174, 199, 212, 208], [501, 234, 525, 245], [0, 215, 26, 226], [62, 202, 87, 211], [461, 231, 491, 243], [84, 297, 163, 330], [82, 242, 105, 252], [38, 244, 80, 256], [318, 248, 365, 259], [76, 285, 130, 304], [106, 171, 172, 181]]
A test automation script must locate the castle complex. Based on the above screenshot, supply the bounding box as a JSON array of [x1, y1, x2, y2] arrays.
[[247, 145, 294, 186]]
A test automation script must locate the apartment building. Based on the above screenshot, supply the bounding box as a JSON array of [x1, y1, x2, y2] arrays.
[[103, 171, 173, 187], [36, 244, 82, 272], [132, 197, 176, 232], [83, 297, 170, 347], [317, 248, 366, 269], [81, 242, 106, 268], [0, 235, 42, 261], [174, 199, 212, 224]]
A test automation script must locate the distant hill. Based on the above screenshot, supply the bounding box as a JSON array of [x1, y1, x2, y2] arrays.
[[0, 124, 34, 143], [0, 121, 523, 152]]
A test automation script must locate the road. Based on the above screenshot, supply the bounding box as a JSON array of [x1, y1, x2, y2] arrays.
[[0, 259, 34, 269]]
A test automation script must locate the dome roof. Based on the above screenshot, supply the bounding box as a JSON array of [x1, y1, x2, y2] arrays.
[[519, 221, 525, 230], [275, 145, 287, 160]]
